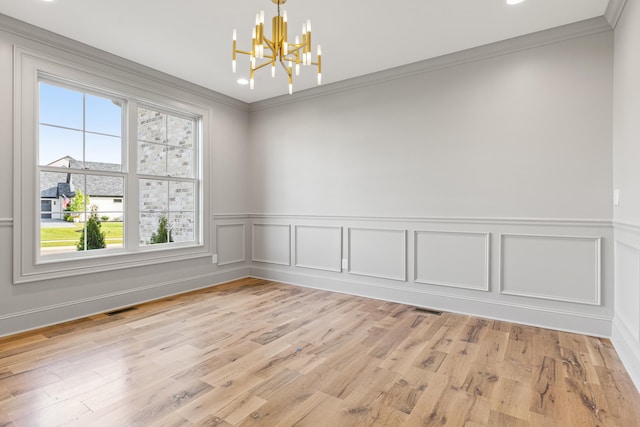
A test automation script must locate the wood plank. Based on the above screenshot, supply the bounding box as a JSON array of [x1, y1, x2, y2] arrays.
[[0, 278, 638, 427]]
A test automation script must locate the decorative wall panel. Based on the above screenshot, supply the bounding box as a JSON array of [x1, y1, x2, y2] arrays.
[[500, 234, 601, 305], [348, 228, 406, 281], [415, 230, 490, 291], [295, 225, 342, 272], [252, 224, 291, 265], [216, 224, 246, 265]]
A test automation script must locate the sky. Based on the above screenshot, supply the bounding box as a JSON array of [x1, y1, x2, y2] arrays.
[[39, 82, 123, 167]]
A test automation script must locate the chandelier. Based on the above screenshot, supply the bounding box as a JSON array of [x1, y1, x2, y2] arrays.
[[232, 0, 322, 95]]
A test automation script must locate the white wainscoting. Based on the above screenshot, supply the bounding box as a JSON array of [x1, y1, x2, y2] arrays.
[[252, 223, 291, 266], [295, 225, 342, 272], [348, 228, 407, 281], [612, 222, 640, 393], [216, 223, 246, 266], [615, 240, 640, 340], [242, 215, 613, 337], [414, 230, 490, 291], [499, 233, 602, 305]]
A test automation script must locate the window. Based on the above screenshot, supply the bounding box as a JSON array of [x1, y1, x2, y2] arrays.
[[137, 107, 196, 246], [14, 48, 210, 283], [39, 81, 125, 254]]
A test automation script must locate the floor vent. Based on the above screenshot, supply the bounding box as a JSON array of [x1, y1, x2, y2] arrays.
[[413, 307, 443, 316], [106, 306, 138, 316]]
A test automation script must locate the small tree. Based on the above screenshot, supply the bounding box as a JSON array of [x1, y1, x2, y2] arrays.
[[69, 189, 89, 213], [78, 205, 106, 250], [68, 189, 90, 222], [150, 214, 173, 244]]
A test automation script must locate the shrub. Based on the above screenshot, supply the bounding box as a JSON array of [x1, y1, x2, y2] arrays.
[[150, 215, 173, 244], [78, 206, 107, 250]]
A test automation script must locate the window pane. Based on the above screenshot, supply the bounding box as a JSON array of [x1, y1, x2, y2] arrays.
[[95, 211, 123, 249], [140, 179, 168, 212], [138, 141, 167, 175], [39, 125, 83, 166], [78, 205, 109, 252], [40, 171, 86, 256], [138, 108, 166, 143], [40, 171, 69, 220], [167, 146, 193, 178], [39, 83, 83, 129], [86, 133, 122, 170], [85, 94, 122, 136], [84, 174, 124, 250], [169, 181, 194, 211], [167, 115, 194, 148], [86, 174, 124, 206], [169, 212, 194, 243], [139, 212, 173, 246]]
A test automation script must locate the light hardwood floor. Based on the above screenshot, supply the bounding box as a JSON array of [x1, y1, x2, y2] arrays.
[[1, 278, 639, 426]]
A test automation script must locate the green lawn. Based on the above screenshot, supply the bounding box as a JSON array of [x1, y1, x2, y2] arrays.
[[41, 222, 123, 248]]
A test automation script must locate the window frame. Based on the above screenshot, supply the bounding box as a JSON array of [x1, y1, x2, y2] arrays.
[[14, 46, 212, 284]]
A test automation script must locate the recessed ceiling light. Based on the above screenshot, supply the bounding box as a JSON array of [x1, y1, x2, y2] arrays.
[[237, 78, 249, 86], [506, 0, 526, 4]]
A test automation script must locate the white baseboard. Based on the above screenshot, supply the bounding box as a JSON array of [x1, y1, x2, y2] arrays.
[[0, 267, 250, 338], [250, 266, 613, 338], [612, 317, 640, 394]]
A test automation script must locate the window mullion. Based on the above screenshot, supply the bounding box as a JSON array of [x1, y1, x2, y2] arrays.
[[126, 100, 140, 250]]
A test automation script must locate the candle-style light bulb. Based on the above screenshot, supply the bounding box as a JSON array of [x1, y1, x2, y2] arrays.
[[232, 29, 237, 73], [260, 10, 265, 24], [283, 10, 287, 22], [289, 82, 293, 95], [272, 63, 276, 78], [250, 78, 254, 90], [317, 44, 321, 84], [306, 19, 311, 33]]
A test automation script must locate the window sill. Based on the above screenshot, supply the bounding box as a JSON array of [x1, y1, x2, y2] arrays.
[[15, 245, 212, 284]]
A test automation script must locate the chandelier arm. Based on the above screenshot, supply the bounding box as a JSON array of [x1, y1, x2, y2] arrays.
[[279, 59, 292, 75], [285, 45, 304, 55], [235, 49, 254, 56], [253, 61, 274, 71], [262, 37, 275, 49]]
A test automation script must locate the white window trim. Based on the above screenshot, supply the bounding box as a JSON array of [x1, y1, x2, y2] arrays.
[[13, 46, 212, 284]]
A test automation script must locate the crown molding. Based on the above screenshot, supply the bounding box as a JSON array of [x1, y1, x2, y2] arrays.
[[0, 13, 249, 112], [605, 0, 628, 28], [249, 16, 612, 112]]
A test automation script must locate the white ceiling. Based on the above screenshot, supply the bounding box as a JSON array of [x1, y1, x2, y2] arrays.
[[0, 0, 611, 103]]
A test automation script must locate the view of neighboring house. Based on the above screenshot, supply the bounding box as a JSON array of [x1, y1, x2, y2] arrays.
[[40, 155, 124, 221]]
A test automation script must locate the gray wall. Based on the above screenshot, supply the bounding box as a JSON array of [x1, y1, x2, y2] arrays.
[[233, 26, 615, 337], [249, 32, 613, 219], [612, 0, 640, 392], [0, 17, 251, 336]]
